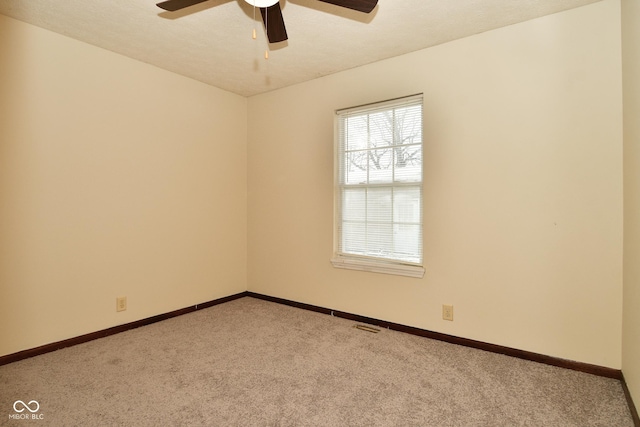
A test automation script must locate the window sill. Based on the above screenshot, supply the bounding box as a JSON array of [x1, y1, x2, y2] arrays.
[[330, 256, 425, 278]]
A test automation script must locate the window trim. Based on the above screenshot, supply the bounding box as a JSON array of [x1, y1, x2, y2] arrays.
[[332, 94, 425, 278], [330, 255, 425, 278]]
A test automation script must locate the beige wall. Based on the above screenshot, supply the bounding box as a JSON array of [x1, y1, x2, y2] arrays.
[[622, 0, 640, 408], [248, 0, 624, 368], [0, 15, 248, 357]]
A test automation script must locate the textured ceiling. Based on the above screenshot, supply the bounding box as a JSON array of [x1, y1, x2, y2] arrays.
[[0, 0, 601, 97]]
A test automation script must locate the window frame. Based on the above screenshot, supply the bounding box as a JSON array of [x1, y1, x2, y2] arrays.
[[331, 94, 425, 278]]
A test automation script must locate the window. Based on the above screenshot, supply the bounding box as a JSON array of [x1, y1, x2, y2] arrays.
[[331, 94, 425, 278]]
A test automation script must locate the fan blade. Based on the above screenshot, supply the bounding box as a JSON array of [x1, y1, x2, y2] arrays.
[[156, 0, 209, 12], [317, 0, 377, 13], [260, 3, 288, 43]]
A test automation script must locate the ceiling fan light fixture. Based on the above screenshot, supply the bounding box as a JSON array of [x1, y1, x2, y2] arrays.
[[157, 0, 377, 45], [243, 0, 279, 7]]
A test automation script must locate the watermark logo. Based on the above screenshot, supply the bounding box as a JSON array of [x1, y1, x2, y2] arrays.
[[13, 401, 39, 413], [9, 400, 43, 420]]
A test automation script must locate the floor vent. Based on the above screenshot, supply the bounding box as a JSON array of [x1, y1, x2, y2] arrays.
[[354, 324, 380, 333]]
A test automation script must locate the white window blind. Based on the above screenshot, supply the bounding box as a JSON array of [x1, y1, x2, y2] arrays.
[[333, 94, 424, 276]]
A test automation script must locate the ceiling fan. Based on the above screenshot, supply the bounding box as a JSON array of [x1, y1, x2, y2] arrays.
[[156, 0, 378, 43]]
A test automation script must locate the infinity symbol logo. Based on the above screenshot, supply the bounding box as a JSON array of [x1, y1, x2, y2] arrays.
[[13, 400, 40, 413]]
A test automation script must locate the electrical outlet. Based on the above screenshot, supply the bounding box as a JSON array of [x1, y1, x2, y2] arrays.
[[442, 304, 453, 321], [116, 297, 127, 312]]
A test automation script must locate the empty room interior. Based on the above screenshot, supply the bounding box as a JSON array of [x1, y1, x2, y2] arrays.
[[1, 0, 639, 424]]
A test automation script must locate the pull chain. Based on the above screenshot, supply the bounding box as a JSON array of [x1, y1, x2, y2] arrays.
[[250, 1, 269, 60], [252, 2, 257, 39], [264, 7, 269, 59]]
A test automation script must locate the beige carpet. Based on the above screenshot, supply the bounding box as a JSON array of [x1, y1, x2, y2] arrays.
[[0, 297, 634, 426]]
